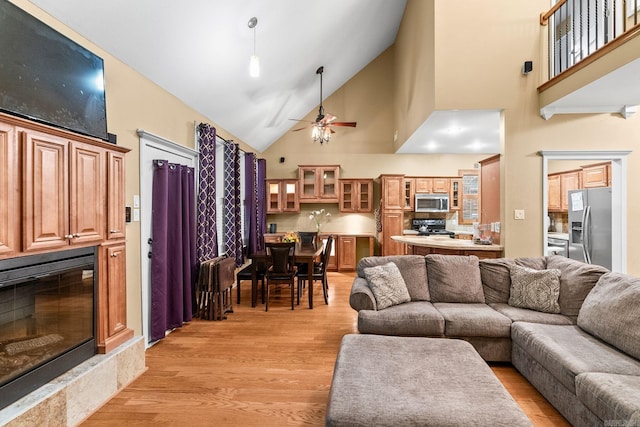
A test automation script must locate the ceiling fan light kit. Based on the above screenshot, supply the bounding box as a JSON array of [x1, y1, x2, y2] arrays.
[[248, 17, 259, 78], [290, 66, 357, 145]]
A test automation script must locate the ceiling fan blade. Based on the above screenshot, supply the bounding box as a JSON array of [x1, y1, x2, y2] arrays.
[[324, 113, 337, 123], [288, 118, 309, 122], [292, 125, 311, 131], [331, 121, 357, 127]]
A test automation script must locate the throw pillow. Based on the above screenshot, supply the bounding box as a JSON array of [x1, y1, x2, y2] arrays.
[[363, 262, 411, 310], [357, 255, 430, 301], [508, 265, 561, 313], [425, 255, 485, 303]]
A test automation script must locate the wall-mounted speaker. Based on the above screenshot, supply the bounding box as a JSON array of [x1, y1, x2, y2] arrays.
[[107, 132, 117, 144], [279, 157, 285, 163], [522, 61, 533, 75]]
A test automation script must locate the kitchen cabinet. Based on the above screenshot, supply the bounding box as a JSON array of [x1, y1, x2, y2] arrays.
[[97, 242, 133, 354], [403, 178, 415, 211], [380, 175, 405, 256], [582, 162, 610, 188], [266, 179, 299, 213], [548, 169, 581, 212], [107, 152, 126, 240], [337, 235, 357, 271], [298, 165, 340, 202], [410, 245, 502, 259], [339, 179, 372, 212], [23, 129, 105, 252], [450, 178, 462, 211], [0, 122, 18, 257], [415, 177, 449, 194], [459, 169, 480, 225]]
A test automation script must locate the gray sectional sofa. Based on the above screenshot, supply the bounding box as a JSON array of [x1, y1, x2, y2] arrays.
[[349, 254, 640, 426]]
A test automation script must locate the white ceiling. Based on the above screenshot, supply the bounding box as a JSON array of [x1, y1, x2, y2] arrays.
[[26, 1, 640, 155], [28, 0, 407, 153]]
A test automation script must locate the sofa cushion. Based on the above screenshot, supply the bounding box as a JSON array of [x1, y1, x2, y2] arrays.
[[508, 265, 561, 314], [479, 258, 515, 304], [511, 323, 640, 393], [578, 272, 640, 360], [576, 373, 640, 424], [426, 255, 484, 303], [546, 255, 609, 317], [357, 301, 445, 336], [489, 303, 575, 325], [358, 255, 430, 301], [432, 303, 511, 338], [363, 262, 411, 310]]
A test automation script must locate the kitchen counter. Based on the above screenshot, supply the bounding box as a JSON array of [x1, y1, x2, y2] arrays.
[[392, 235, 504, 259], [548, 232, 570, 241]]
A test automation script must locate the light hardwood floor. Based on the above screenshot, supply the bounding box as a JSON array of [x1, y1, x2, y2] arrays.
[[82, 272, 570, 426]]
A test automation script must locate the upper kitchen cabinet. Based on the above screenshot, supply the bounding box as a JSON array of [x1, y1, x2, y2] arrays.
[[450, 178, 462, 211], [266, 179, 299, 213], [548, 169, 581, 212], [0, 122, 18, 257], [339, 179, 373, 213], [582, 162, 611, 188], [403, 178, 415, 211], [23, 129, 105, 252], [459, 169, 480, 225], [415, 177, 450, 194], [298, 165, 340, 203]]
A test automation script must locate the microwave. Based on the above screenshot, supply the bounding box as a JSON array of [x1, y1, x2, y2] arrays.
[[415, 194, 450, 212]]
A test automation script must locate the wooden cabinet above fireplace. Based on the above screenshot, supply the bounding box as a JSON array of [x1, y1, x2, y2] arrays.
[[0, 112, 132, 354]]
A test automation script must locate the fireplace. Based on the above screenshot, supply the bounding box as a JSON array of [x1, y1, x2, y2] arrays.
[[0, 247, 97, 409]]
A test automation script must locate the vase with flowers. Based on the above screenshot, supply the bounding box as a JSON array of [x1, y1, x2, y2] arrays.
[[309, 208, 331, 233]]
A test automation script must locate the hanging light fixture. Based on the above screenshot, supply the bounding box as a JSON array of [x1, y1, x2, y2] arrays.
[[248, 17, 260, 78], [311, 123, 331, 144]]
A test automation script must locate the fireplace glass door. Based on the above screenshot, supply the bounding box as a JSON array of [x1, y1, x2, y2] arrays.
[[0, 247, 96, 409]]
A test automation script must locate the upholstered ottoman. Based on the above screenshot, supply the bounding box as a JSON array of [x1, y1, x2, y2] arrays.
[[326, 334, 532, 426]]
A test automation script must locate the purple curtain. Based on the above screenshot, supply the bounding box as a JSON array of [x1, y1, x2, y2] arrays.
[[244, 153, 266, 256], [150, 160, 196, 342], [223, 142, 243, 266], [196, 123, 218, 262], [257, 159, 266, 248]]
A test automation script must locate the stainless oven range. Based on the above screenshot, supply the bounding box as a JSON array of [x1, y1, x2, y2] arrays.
[[412, 218, 455, 238]]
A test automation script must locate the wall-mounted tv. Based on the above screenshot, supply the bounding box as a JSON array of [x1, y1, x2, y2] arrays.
[[0, 0, 108, 141]]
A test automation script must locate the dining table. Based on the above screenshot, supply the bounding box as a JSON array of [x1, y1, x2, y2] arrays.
[[249, 242, 323, 309]]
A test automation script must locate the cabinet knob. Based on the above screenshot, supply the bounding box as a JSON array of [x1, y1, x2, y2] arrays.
[[111, 252, 118, 257], [64, 234, 74, 240], [73, 233, 80, 238], [109, 229, 120, 234]]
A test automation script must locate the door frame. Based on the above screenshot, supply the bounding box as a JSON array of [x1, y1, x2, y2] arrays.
[[138, 129, 198, 347], [540, 150, 630, 273]]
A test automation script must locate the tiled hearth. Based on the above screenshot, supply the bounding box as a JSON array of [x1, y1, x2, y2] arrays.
[[0, 336, 145, 426]]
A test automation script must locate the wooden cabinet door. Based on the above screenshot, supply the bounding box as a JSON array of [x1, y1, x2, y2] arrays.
[[298, 167, 318, 201], [98, 243, 132, 354], [459, 171, 480, 225], [23, 130, 69, 252], [266, 180, 283, 213], [560, 171, 581, 211], [432, 178, 450, 193], [298, 165, 340, 202], [415, 178, 433, 193], [107, 151, 126, 240], [318, 166, 339, 201], [547, 174, 561, 211], [450, 178, 462, 211], [381, 175, 404, 210], [403, 178, 415, 211], [281, 179, 299, 212], [582, 163, 610, 188], [339, 180, 356, 212], [382, 211, 404, 256], [337, 235, 356, 271], [356, 180, 372, 212], [0, 122, 17, 256], [70, 142, 105, 245]]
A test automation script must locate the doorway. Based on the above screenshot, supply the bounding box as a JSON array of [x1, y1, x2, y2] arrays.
[[138, 130, 198, 347], [540, 150, 630, 273]]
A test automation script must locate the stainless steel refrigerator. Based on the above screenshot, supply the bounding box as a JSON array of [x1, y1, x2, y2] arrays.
[[568, 187, 612, 270]]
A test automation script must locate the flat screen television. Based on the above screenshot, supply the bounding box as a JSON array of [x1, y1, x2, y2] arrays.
[[0, 0, 108, 141]]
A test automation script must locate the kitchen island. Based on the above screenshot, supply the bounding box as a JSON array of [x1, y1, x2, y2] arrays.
[[392, 235, 504, 259]]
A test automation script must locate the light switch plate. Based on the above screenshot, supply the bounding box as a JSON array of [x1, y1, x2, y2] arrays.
[[133, 208, 140, 222], [133, 194, 140, 208], [514, 209, 525, 220]]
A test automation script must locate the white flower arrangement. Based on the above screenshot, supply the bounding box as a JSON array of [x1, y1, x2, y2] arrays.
[[309, 208, 331, 232]]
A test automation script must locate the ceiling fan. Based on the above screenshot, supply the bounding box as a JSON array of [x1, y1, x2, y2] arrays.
[[291, 66, 357, 144]]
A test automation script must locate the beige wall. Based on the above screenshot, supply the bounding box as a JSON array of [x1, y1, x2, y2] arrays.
[[12, 0, 252, 337]]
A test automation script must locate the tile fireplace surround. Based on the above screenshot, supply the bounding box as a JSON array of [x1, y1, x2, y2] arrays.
[[0, 336, 145, 426]]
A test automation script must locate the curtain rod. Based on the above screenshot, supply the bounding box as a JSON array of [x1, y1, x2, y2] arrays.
[[194, 120, 250, 155]]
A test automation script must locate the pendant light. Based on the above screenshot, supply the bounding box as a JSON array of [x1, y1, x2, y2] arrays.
[[248, 17, 259, 78]]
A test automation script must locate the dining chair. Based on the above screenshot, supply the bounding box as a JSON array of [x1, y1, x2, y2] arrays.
[[297, 231, 318, 247], [265, 242, 297, 311], [296, 234, 333, 305], [235, 261, 266, 304]]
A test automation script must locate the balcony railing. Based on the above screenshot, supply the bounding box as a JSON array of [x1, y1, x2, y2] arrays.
[[541, 0, 639, 78]]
